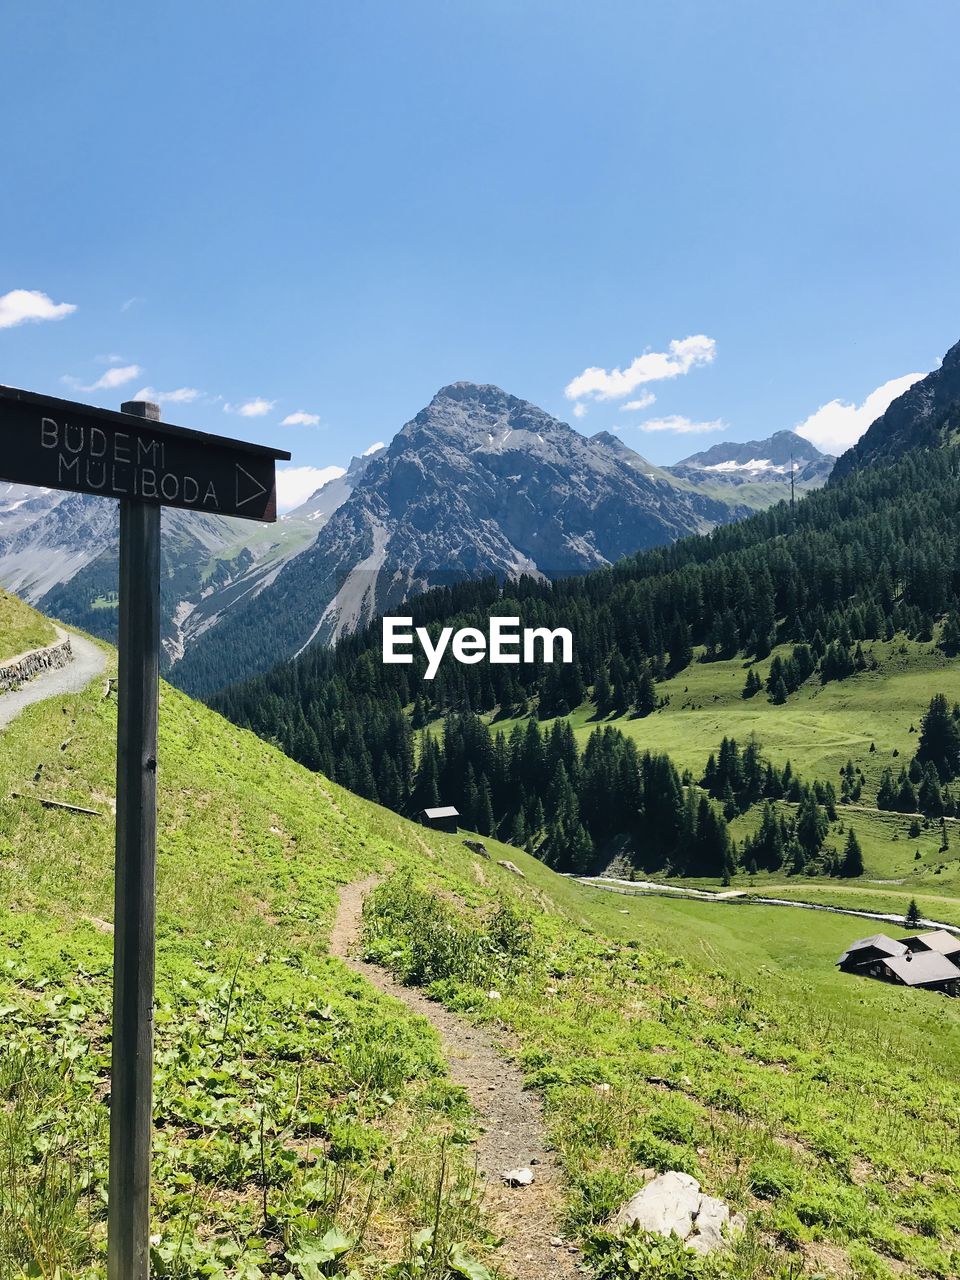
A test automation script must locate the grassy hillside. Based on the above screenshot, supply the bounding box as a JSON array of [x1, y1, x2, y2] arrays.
[[0, 653, 495, 1279], [468, 634, 960, 918], [0, 588, 56, 663], [506, 638, 945, 785], [364, 871, 960, 1280], [1, 641, 960, 1278]]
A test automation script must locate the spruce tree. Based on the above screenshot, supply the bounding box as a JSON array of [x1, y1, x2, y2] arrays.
[[916, 694, 960, 780], [510, 811, 528, 847], [635, 668, 657, 717], [477, 776, 495, 836], [941, 611, 960, 656], [840, 828, 864, 877]]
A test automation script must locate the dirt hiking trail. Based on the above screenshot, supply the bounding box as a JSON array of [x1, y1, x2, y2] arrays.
[[330, 878, 582, 1280]]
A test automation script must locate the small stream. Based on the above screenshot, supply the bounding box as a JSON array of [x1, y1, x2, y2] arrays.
[[573, 875, 960, 936]]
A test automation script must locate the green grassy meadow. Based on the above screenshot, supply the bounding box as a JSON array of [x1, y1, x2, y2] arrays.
[[0, 589, 57, 663], [2, 611, 960, 1277], [420, 636, 960, 924], [487, 638, 952, 791]]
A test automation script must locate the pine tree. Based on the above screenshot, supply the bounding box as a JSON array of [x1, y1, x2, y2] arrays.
[[918, 762, 944, 817], [667, 619, 694, 674], [476, 775, 495, 836], [796, 793, 828, 857], [840, 828, 864, 877], [568, 822, 594, 874], [510, 810, 527, 847], [593, 668, 612, 718], [941, 611, 960, 656], [876, 768, 897, 810], [741, 668, 761, 699], [916, 694, 960, 780], [896, 772, 918, 813], [635, 668, 657, 717], [463, 764, 479, 830], [905, 898, 922, 928], [770, 676, 789, 706]]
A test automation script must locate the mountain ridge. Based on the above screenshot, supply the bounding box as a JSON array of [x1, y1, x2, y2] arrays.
[[832, 339, 960, 481], [170, 381, 752, 694], [667, 429, 834, 495]]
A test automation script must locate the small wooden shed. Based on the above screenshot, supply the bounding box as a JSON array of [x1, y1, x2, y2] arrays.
[[421, 805, 460, 834]]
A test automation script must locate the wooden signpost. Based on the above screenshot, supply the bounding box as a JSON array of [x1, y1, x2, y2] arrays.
[[0, 384, 290, 1279]]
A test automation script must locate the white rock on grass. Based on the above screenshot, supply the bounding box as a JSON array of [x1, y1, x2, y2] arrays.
[[610, 1172, 744, 1255], [612, 1171, 700, 1238], [688, 1195, 746, 1255], [497, 859, 525, 878]]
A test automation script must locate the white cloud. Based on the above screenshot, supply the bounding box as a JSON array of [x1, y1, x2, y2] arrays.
[[636, 415, 726, 435], [0, 289, 76, 329], [226, 397, 275, 418], [120, 296, 141, 312], [565, 335, 716, 403], [622, 392, 657, 411], [794, 371, 925, 455], [80, 364, 142, 392], [280, 411, 321, 427], [133, 385, 202, 405], [361, 441, 386, 456], [276, 464, 347, 513], [572, 403, 587, 419]]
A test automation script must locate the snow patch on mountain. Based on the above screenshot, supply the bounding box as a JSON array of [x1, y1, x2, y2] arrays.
[[702, 458, 786, 474]]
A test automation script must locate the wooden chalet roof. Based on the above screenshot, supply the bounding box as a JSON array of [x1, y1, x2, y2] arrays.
[[837, 934, 908, 966], [880, 950, 960, 987], [904, 929, 960, 956]]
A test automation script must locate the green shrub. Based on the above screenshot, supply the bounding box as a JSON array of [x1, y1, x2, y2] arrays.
[[629, 1128, 700, 1176], [748, 1155, 802, 1200], [584, 1229, 711, 1280], [565, 1167, 633, 1228]]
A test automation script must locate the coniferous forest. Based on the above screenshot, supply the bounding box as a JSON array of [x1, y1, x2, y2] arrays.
[[213, 445, 960, 876]]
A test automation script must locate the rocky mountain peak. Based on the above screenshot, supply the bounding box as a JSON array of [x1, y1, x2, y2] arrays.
[[832, 338, 960, 481], [170, 381, 751, 693], [676, 430, 828, 471]]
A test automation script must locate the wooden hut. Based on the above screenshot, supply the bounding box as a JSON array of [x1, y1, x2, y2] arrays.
[[420, 805, 460, 834]]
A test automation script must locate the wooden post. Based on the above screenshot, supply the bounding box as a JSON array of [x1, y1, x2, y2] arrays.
[[108, 400, 162, 1280]]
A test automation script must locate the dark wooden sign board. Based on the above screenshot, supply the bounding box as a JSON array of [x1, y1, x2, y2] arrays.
[[0, 384, 284, 521], [0, 384, 290, 1279]]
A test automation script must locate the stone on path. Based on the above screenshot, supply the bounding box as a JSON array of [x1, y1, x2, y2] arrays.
[[501, 1167, 535, 1186]]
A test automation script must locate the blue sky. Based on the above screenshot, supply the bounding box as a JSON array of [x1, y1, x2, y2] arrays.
[[2, 1, 959, 509]]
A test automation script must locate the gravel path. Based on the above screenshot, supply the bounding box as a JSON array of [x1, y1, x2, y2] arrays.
[[330, 878, 582, 1280], [0, 629, 106, 729]]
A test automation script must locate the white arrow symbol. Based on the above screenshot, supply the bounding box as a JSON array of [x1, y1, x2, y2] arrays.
[[236, 464, 268, 509]]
